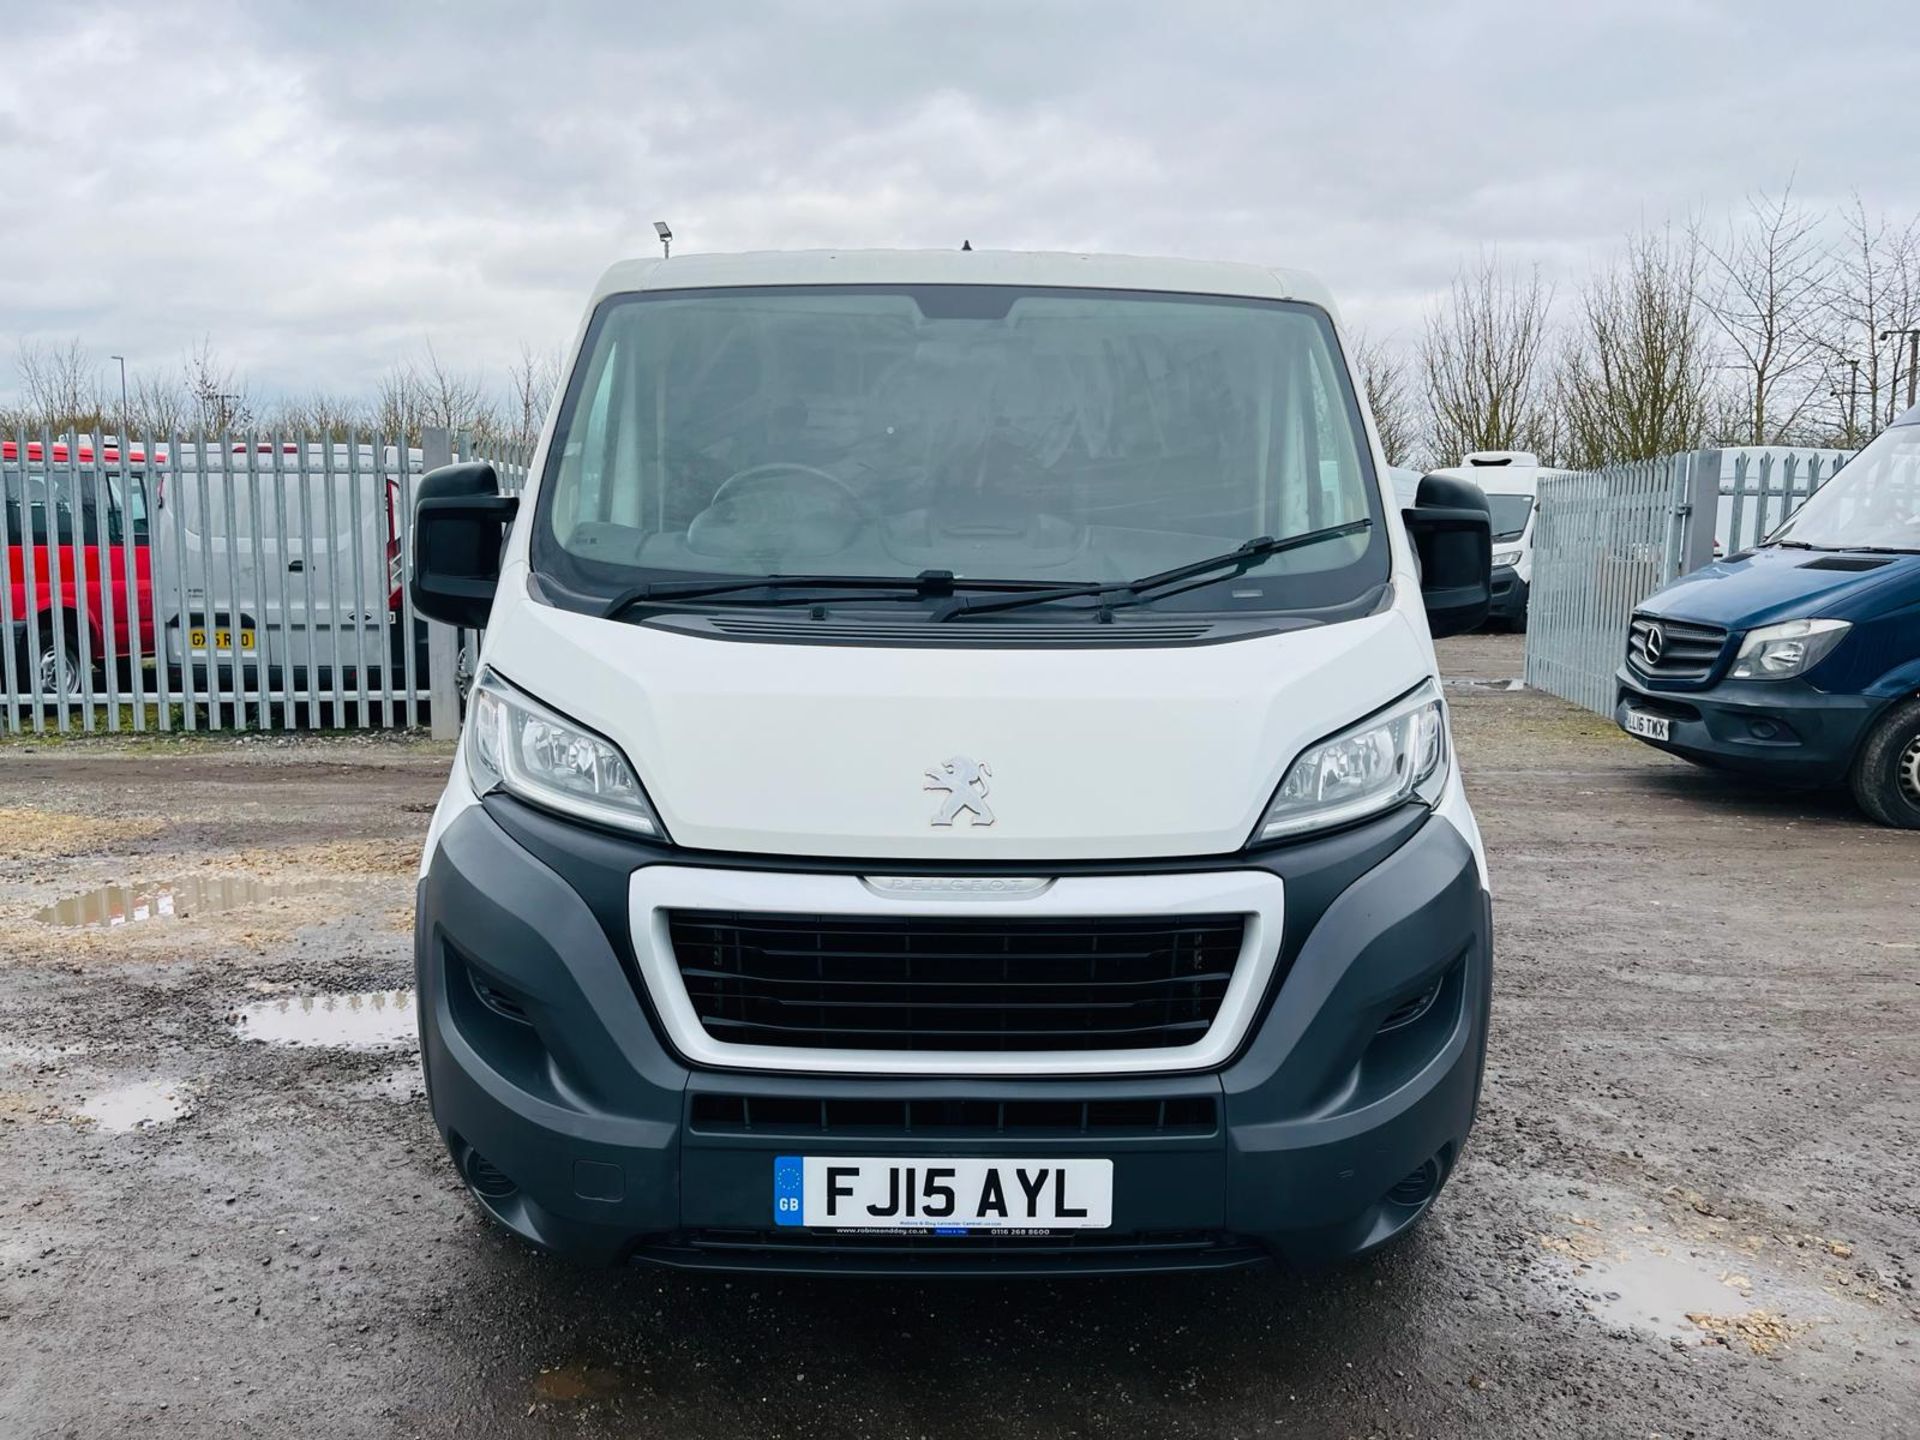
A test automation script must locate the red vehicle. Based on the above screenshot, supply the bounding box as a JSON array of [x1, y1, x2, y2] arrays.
[[2, 439, 160, 699]]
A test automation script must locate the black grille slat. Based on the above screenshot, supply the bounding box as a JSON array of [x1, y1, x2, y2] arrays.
[[637, 1227, 1269, 1273], [692, 996, 1210, 1014], [695, 1017, 1219, 1037], [687, 1092, 1220, 1135], [669, 909, 1245, 1052], [685, 1229, 1230, 1256], [677, 967, 1238, 990]]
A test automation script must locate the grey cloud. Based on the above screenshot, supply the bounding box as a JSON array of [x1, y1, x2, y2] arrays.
[[0, 0, 1914, 404]]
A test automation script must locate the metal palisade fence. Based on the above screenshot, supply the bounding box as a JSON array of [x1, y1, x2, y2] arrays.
[[1523, 456, 1699, 715], [0, 425, 533, 737], [1523, 446, 1852, 716], [1711, 448, 1851, 555]]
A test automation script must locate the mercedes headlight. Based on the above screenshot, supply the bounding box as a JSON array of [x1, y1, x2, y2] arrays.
[[1252, 682, 1449, 843], [1728, 619, 1850, 680], [1492, 548, 1523, 568], [466, 668, 669, 839]]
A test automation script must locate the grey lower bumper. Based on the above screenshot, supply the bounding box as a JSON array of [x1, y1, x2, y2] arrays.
[[1615, 667, 1884, 786], [416, 801, 1491, 1273]]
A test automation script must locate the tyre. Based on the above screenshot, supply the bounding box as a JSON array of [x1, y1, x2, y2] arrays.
[[1849, 698, 1920, 829], [34, 626, 85, 702]]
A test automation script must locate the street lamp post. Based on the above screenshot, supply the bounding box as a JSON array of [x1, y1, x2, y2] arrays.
[[109, 355, 129, 447], [1883, 328, 1920, 415]]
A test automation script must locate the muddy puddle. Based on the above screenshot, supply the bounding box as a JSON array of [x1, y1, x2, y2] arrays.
[[79, 1078, 192, 1133], [1574, 1246, 1784, 1345], [230, 989, 417, 1050], [36, 876, 347, 929]]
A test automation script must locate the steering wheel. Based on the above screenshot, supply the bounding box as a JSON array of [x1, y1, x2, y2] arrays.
[[707, 462, 872, 519], [687, 461, 872, 560]]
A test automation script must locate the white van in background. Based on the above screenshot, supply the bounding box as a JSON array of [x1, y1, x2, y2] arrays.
[[1428, 451, 1544, 630], [151, 441, 424, 704]]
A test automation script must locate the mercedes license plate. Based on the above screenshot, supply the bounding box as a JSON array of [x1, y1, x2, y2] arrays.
[[1623, 709, 1670, 741]]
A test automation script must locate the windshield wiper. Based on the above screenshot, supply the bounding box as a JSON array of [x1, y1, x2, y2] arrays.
[[598, 518, 1373, 623], [601, 569, 1045, 620], [929, 519, 1373, 622], [1769, 540, 1920, 555]]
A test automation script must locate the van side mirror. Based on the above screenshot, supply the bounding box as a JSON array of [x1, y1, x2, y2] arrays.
[[411, 462, 518, 629], [1402, 474, 1492, 638]]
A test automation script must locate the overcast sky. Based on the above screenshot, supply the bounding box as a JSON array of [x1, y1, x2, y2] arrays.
[[0, 0, 1914, 408]]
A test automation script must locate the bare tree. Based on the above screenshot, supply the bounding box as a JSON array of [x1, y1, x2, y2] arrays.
[[1825, 197, 1920, 440], [370, 341, 502, 445], [129, 370, 192, 437], [182, 336, 253, 432], [507, 342, 563, 445], [1699, 185, 1833, 445], [265, 390, 369, 438], [373, 363, 421, 443], [14, 338, 104, 433], [1558, 226, 1715, 468], [1420, 257, 1556, 466], [1353, 331, 1422, 468], [416, 339, 500, 436]]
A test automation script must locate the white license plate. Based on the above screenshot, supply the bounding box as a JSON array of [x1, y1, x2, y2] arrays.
[[775, 1155, 1113, 1231], [1623, 709, 1670, 741]]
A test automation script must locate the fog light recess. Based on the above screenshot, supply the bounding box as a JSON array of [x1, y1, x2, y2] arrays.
[[1384, 1157, 1442, 1209], [462, 1148, 517, 1199]]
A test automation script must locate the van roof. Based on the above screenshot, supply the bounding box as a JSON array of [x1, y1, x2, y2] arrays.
[[590, 249, 1340, 317]]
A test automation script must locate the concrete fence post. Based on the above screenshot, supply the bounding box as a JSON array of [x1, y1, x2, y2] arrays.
[[421, 427, 461, 740]]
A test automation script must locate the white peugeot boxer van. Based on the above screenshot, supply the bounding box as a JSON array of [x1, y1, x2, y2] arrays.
[[1430, 451, 1545, 629], [409, 250, 1494, 1274]]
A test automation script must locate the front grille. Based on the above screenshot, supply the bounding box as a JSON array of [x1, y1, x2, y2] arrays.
[[1626, 614, 1727, 680], [667, 910, 1246, 1052], [639, 1228, 1267, 1274], [689, 1092, 1218, 1135]]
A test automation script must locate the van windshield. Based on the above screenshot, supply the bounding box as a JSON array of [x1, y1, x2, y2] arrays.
[[1484, 494, 1533, 542], [533, 285, 1388, 615], [1769, 420, 1920, 552]]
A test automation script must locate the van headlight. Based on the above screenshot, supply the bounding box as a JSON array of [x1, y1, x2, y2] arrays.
[[1251, 682, 1449, 844], [1728, 618, 1850, 680], [1492, 548, 1523, 568], [466, 668, 669, 840]]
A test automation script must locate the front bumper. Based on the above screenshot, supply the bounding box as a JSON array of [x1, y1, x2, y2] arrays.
[[1614, 667, 1885, 786], [1487, 566, 1528, 624], [416, 797, 1492, 1275]]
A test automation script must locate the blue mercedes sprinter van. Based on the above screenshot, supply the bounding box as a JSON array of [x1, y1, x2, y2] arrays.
[[1617, 404, 1920, 827]]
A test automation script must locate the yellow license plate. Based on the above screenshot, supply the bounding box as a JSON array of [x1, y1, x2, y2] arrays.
[[189, 628, 255, 651]]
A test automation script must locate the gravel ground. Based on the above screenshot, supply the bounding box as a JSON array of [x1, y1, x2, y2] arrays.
[[1, 634, 1915, 1439]]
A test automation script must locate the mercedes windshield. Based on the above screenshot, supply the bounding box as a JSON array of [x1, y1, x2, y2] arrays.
[[1769, 412, 1920, 553], [531, 285, 1389, 618]]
